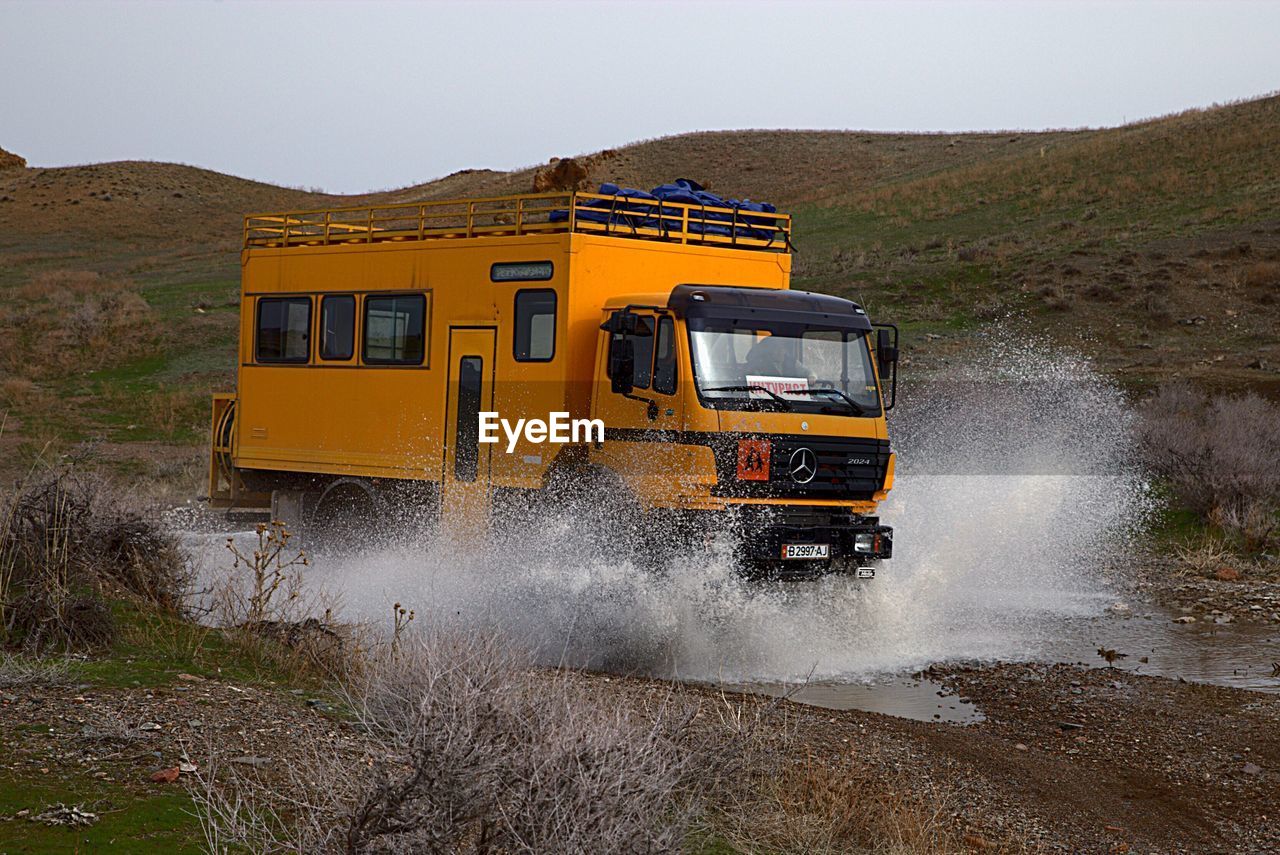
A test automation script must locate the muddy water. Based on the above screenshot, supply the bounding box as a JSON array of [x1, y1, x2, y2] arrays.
[[177, 343, 1279, 724]]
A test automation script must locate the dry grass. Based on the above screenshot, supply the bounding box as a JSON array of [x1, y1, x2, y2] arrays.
[[0, 269, 158, 381], [714, 753, 963, 854], [695, 691, 967, 855], [1243, 260, 1280, 289]]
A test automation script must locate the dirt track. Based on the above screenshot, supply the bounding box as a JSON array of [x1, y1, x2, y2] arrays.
[[893, 663, 1278, 852]]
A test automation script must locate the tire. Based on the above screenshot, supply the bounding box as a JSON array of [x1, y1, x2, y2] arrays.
[[308, 479, 381, 555]]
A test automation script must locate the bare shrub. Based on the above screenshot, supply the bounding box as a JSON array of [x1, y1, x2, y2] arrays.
[[1137, 382, 1280, 550], [1172, 536, 1236, 578], [218, 522, 310, 626], [1082, 281, 1120, 302], [195, 628, 698, 854], [0, 652, 72, 688], [1138, 292, 1173, 323], [1243, 260, 1280, 289], [1036, 282, 1072, 311], [972, 296, 1005, 320], [1, 468, 189, 651]]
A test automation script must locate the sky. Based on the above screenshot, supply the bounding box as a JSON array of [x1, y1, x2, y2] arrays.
[[1, 0, 1277, 194]]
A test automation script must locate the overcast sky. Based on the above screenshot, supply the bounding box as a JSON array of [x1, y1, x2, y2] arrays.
[[1, 0, 1277, 194]]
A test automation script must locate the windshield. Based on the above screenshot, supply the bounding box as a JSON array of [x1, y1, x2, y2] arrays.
[[688, 319, 881, 415]]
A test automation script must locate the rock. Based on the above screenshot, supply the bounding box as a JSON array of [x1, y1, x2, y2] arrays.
[[1058, 721, 1085, 731], [231, 756, 271, 767], [138, 722, 161, 731], [179, 762, 198, 774], [532, 156, 590, 193], [149, 767, 180, 784], [30, 803, 97, 827], [1247, 358, 1268, 370], [0, 147, 26, 171], [1243, 762, 1262, 776], [1173, 615, 1196, 624], [1109, 602, 1132, 615], [1015, 743, 1029, 751], [188, 719, 204, 728], [1215, 566, 1241, 582]]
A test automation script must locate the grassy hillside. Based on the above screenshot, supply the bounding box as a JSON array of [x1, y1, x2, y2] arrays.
[[1, 94, 1277, 481]]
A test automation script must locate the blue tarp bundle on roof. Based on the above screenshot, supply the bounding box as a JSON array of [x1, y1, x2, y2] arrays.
[[549, 178, 784, 244]]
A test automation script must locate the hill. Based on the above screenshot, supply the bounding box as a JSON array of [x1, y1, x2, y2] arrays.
[[1, 94, 1278, 479]]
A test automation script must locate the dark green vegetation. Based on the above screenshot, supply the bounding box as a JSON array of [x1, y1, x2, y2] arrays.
[[0, 772, 200, 854]]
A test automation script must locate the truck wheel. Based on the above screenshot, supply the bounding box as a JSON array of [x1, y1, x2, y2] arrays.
[[308, 479, 381, 554]]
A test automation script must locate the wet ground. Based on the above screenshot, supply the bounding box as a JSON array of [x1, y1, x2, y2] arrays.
[[733, 602, 1280, 724]]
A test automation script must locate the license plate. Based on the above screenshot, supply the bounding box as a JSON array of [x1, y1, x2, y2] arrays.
[[782, 543, 830, 560]]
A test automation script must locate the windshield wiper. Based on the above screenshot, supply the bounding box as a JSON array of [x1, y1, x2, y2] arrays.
[[784, 388, 868, 415], [701, 385, 794, 410]]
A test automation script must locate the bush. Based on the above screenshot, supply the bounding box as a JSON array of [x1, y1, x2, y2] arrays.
[[1, 469, 190, 651], [1137, 382, 1280, 550], [195, 628, 698, 853]]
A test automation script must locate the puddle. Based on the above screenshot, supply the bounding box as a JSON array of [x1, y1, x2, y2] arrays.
[[722, 609, 1279, 726], [726, 675, 985, 724], [1049, 607, 1280, 693]]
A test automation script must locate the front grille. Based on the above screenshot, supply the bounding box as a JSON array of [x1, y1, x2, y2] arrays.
[[711, 434, 891, 500]]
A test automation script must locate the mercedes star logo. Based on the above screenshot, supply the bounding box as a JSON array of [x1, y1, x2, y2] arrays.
[[789, 447, 817, 484]]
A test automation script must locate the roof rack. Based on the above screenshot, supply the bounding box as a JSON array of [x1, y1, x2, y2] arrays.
[[243, 191, 791, 253]]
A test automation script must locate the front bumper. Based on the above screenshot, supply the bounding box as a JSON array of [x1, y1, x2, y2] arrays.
[[720, 505, 893, 563], [748, 518, 892, 562]]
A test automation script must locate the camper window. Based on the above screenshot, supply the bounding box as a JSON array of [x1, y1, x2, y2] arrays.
[[363, 294, 427, 365], [320, 295, 355, 361], [255, 297, 311, 363], [514, 290, 556, 361]]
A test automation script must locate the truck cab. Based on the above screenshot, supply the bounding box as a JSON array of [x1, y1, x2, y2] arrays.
[[588, 285, 895, 566]]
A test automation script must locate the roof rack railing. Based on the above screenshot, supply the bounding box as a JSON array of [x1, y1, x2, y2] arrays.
[[243, 191, 791, 252]]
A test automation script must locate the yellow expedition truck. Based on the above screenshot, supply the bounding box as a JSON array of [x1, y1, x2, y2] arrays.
[[208, 187, 897, 570]]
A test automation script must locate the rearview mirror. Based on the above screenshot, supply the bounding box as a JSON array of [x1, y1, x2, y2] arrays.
[[609, 337, 635, 395], [874, 325, 899, 411], [876, 328, 899, 374]]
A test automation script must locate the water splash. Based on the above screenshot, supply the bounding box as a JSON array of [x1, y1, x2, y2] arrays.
[[183, 340, 1155, 685]]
